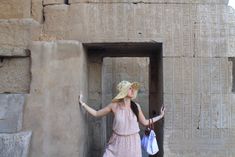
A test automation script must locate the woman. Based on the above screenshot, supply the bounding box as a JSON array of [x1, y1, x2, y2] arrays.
[[79, 80, 165, 157]]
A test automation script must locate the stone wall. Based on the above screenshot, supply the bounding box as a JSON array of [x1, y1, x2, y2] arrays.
[[0, 0, 31, 19], [41, 1, 235, 157], [0, 0, 235, 157], [0, 0, 41, 155], [0, 94, 32, 157], [23, 41, 89, 157]]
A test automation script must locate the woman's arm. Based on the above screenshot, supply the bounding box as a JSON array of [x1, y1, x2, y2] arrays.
[[137, 103, 165, 126], [81, 102, 112, 117], [79, 94, 112, 117]]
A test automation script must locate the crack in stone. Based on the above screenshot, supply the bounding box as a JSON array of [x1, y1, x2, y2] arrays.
[[197, 94, 202, 130]]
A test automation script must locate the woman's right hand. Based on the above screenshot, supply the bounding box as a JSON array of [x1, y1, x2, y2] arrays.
[[160, 105, 166, 117], [79, 94, 85, 107]]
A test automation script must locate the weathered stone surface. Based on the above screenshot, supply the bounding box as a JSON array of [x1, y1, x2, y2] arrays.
[[23, 41, 88, 157], [0, 131, 32, 157], [0, 57, 30, 93], [0, 19, 41, 49], [0, 94, 25, 133], [0, 0, 232, 157], [43, 0, 65, 5], [32, 0, 44, 23], [43, 3, 234, 57], [0, 0, 31, 19], [69, 0, 229, 4], [0, 48, 30, 57]]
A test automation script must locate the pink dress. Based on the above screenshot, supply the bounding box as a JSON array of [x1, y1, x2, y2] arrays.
[[103, 102, 142, 157]]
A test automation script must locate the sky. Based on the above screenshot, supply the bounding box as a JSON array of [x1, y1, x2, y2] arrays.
[[229, 0, 235, 9]]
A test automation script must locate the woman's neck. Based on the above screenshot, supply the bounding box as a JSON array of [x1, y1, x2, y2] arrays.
[[123, 97, 131, 107]]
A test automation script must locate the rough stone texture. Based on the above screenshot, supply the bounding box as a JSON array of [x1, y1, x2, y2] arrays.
[[163, 57, 234, 156], [69, 0, 229, 4], [87, 56, 104, 157], [32, 0, 44, 23], [42, 2, 235, 157], [0, 48, 30, 57], [0, 57, 30, 93], [0, 0, 31, 19], [0, 131, 32, 157], [44, 0, 65, 5], [23, 41, 88, 157], [43, 3, 235, 58], [0, 19, 41, 49], [0, 0, 234, 157], [0, 94, 25, 133]]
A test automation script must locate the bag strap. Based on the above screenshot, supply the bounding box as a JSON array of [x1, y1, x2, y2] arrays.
[[148, 118, 154, 130]]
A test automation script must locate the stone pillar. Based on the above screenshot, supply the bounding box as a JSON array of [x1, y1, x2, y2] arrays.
[[23, 41, 89, 157]]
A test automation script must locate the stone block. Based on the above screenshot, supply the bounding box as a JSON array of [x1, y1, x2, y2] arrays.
[[173, 58, 183, 94], [192, 58, 201, 93], [200, 58, 211, 93], [43, 5, 70, 39], [43, 0, 65, 5], [211, 58, 221, 94], [0, 19, 41, 49], [0, 57, 30, 93], [0, 48, 30, 57], [68, 0, 228, 4], [0, 0, 31, 19], [0, 94, 25, 133], [0, 131, 32, 157], [182, 58, 193, 94], [220, 58, 231, 94], [24, 41, 89, 157], [163, 58, 173, 94], [32, 0, 44, 23]]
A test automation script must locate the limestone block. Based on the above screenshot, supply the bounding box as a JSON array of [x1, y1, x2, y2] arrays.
[[0, 131, 32, 157], [44, 3, 165, 42], [0, 0, 31, 19], [173, 58, 183, 94], [221, 58, 233, 93], [200, 58, 211, 93], [182, 58, 193, 94], [228, 36, 235, 57], [0, 57, 30, 93], [44, 5, 70, 39], [0, 48, 30, 57], [192, 58, 201, 93], [32, 0, 44, 23], [211, 58, 221, 94], [44, 3, 234, 58], [0, 19, 41, 49], [0, 94, 25, 133], [69, 0, 228, 4], [24, 41, 89, 157], [163, 58, 173, 94], [43, 0, 65, 5]]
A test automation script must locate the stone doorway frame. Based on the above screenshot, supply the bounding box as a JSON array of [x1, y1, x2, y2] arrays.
[[83, 42, 164, 157]]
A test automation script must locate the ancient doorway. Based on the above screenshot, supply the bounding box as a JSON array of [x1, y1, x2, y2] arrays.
[[85, 42, 163, 157]]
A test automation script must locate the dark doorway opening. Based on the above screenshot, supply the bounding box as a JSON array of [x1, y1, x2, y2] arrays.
[[84, 42, 164, 157]]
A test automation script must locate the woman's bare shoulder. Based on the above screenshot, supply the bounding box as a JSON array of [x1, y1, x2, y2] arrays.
[[109, 102, 118, 108], [134, 102, 141, 110], [108, 102, 119, 112]]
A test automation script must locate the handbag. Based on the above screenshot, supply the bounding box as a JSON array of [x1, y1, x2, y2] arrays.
[[141, 119, 159, 155]]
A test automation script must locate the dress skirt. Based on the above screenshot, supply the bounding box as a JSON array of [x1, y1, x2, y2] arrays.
[[103, 132, 142, 157]]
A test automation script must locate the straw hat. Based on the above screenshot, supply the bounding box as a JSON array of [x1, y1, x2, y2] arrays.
[[112, 80, 140, 103]]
